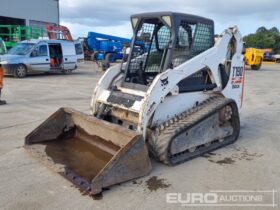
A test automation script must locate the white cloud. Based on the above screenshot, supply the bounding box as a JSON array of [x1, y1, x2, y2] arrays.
[[59, 0, 280, 38], [60, 21, 133, 39]]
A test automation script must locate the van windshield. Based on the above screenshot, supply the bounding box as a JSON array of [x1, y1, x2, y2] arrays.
[[8, 43, 35, 55], [0, 40, 6, 55]]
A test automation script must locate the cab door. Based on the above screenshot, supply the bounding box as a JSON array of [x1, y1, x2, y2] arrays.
[[29, 44, 50, 72]]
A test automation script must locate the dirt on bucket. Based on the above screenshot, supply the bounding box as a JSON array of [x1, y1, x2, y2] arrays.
[[44, 136, 113, 182]]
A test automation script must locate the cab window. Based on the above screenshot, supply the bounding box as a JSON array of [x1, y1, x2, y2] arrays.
[[38, 45, 48, 56], [32, 45, 48, 57], [75, 43, 83, 55]]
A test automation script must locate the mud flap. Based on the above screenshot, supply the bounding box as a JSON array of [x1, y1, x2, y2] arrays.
[[25, 107, 152, 195]]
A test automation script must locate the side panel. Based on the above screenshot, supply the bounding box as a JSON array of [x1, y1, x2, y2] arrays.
[[29, 44, 50, 72], [62, 43, 77, 70], [152, 92, 210, 127], [221, 54, 244, 108]]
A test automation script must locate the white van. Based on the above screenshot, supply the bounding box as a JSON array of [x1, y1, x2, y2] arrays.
[[1, 39, 78, 78]]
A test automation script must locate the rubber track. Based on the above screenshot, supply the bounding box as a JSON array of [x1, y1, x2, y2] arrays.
[[148, 95, 239, 165]]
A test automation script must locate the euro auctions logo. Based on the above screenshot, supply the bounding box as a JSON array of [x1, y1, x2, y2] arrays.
[[166, 190, 277, 207], [167, 192, 218, 205]]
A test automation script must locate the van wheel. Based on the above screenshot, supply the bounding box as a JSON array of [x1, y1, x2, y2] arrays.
[[13, 64, 27, 78], [62, 69, 73, 75]]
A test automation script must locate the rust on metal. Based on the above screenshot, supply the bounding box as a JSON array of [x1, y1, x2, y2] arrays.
[[110, 107, 139, 124], [44, 137, 113, 182], [25, 107, 152, 195]]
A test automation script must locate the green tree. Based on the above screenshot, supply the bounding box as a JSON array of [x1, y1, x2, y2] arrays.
[[269, 27, 279, 34], [243, 26, 280, 53], [256, 26, 267, 33]]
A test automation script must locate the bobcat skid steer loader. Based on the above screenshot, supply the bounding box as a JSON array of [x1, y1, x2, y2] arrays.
[[25, 12, 244, 195]]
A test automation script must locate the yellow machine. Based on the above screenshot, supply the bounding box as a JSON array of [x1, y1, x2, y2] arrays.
[[244, 48, 264, 70]]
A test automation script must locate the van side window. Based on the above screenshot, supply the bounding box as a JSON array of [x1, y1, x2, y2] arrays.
[[38, 45, 48, 56], [75, 43, 83, 55]]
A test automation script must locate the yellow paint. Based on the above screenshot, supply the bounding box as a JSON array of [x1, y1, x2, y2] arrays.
[[262, 61, 277, 64], [244, 48, 264, 66]]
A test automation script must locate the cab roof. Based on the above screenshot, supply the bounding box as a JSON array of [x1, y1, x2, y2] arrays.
[[131, 11, 214, 26]]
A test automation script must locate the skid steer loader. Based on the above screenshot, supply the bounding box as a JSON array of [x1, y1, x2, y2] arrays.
[[25, 12, 244, 195]]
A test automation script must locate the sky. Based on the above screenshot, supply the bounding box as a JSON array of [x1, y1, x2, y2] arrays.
[[59, 0, 280, 39]]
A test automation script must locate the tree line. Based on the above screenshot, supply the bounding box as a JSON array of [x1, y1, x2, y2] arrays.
[[243, 27, 280, 54]]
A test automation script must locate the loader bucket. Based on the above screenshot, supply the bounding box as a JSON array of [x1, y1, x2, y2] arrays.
[[25, 107, 152, 195]]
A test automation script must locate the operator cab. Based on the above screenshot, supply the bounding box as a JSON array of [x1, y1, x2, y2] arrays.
[[122, 12, 215, 91]]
